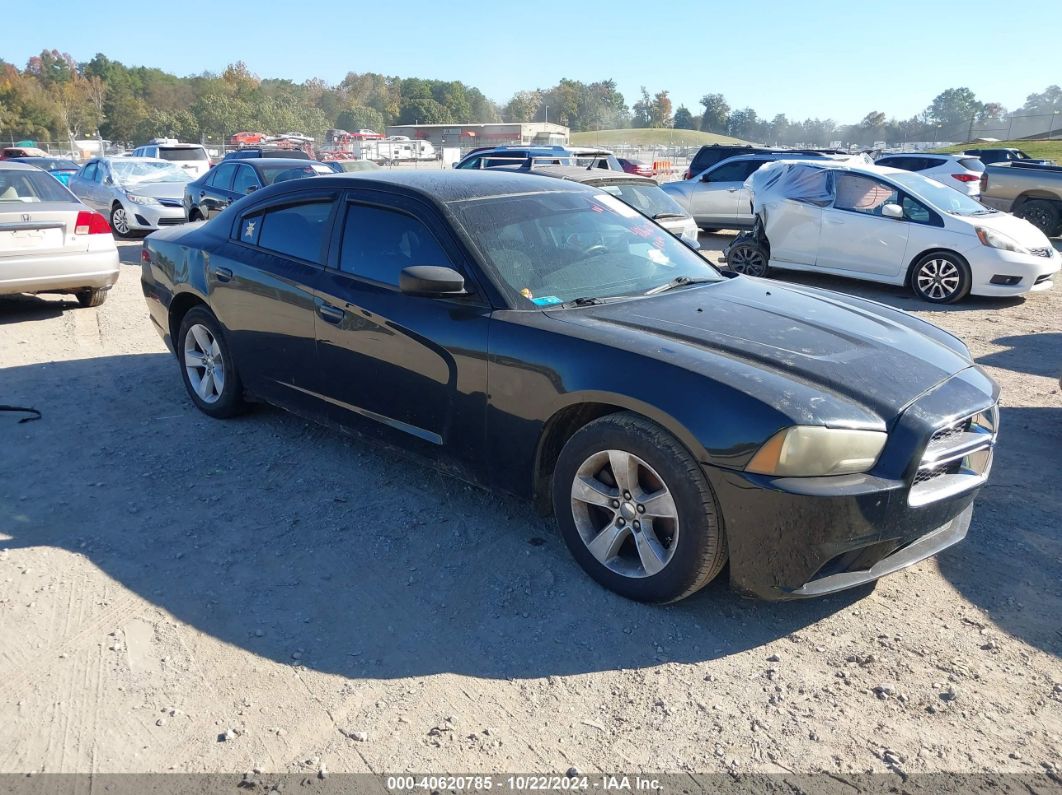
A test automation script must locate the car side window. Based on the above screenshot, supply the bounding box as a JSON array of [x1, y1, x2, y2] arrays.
[[232, 165, 260, 195], [81, 162, 98, 182], [900, 194, 941, 226], [339, 203, 454, 286], [456, 156, 482, 170], [707, 160, 760, 182], [833, 173, 899, 217], [243, 201, 334, 264], [209, 163, 237, 190]]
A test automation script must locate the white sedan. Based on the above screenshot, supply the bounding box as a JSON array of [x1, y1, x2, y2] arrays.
[[724, 161, 1059, 303], [0, 162, 119, 307]]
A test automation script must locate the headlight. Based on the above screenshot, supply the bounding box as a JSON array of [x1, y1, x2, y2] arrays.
[[746, 426, 887, 477], [976, 227, 1028, 254], [681, 221, 699, 244], [126, 193, 160, 206]]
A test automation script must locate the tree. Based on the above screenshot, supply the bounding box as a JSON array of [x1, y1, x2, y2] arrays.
[[25, 50, 77, 88], [926, 87, 982, 138], [673, 106, 696, 130], [1018, 85, 1062, 115], [336, 105, 384, 132], [768, 114, 790, 145], [632, 87, 652, 128], [397, 97, 451, 125], [698, 93, 730, 134], [728, 107, 760, 141], [651, 90, 672, 128], [504, 90, 541, 122]]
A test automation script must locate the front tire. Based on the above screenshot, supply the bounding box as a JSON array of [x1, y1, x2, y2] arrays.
[[110, 204, 133, 238], [910, 252, 971, 304], [725, 239, 770, 277], [177, 307, 246, 418], [75, 288, 107, 308], [552, 412, 727, 603]]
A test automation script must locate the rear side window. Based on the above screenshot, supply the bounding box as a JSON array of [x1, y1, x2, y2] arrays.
[[232, 165, 259, 194], [208, 163, 237, 190], [81, 162, 99, 182], [339, 204, 453, 286], [0, 169, 74, 203], [708, 159, 763, 182], [243, 201, 334, 264], [958, 157, 985, 172], [834, 173, 899, 215]]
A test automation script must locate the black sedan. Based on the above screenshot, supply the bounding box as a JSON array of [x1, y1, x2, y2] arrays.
[[183, 158, 333, 221], [142, 171, 998, 603]]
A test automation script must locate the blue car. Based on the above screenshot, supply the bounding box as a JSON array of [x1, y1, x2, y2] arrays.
[[8, 156, 81, 186], [453, 146, 573, 170]]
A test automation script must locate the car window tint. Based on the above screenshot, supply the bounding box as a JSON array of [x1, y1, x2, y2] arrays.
[[708, 160, 759, 182], [81, 162, 98, 181], [209, 163, 237, 190], [339, 204, 453, 286], [834, 174, 899, 216], [456, 156, 481, 170], [0, 169, 73, 203], [232, 165, 259, 194], [252, 202, 333, 264]]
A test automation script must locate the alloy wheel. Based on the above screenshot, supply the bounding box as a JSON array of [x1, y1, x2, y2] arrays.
[[569, 449, 679, 578], [728, 245, 767, 277], [111, 207, 130, 236], [183, 323, 225, 404], [915, 258, 960, 301]]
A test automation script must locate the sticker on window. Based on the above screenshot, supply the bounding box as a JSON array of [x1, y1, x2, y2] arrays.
[[592, 193, 640, 218], [531, 295, 562, 306]]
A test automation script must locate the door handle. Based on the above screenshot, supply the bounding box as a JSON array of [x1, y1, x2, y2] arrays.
[[317, 304, 345, 324], [727, 188, 738, 192], [215, 267, 233, 283]]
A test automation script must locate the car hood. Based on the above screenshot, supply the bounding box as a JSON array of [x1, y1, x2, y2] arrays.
[[547, 276, 974, 420], [959, 209, 1054, 248], [118, 181, 188, 200]]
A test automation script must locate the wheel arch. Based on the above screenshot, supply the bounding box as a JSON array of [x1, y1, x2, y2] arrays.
[[530, 395, 710, 516], [1012, 191, 1062, 208], [167, 291, 209, 355]]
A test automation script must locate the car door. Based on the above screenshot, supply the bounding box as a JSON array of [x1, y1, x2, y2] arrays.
[[69, 161, 100, 208], [689, 159, 760, 226], [311, 190, 490, 467], [207, 191, 337, 410], [194, 162, 238, 218], [231, 164, 262, 204], [815, 172, 910, 277]]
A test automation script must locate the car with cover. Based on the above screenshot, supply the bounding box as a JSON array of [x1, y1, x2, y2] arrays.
[[723, 159, 1059, 302], [142, 170, 1000, 603]]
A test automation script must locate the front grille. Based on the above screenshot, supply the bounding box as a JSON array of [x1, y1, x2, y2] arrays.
[[908, 406, 997, 507], [156, 217, 184, 226], [1029, 247, 1052, 258]]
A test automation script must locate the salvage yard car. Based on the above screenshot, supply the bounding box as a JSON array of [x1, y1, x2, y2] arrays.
[[1, 161, 119, 307], [69, 157, 191, 237], [184, 158, 334, 221], [725, 160, 1059, 302], [142, 170, 1000, 603]]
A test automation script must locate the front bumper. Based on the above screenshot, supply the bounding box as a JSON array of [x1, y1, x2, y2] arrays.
[[966, 244, 1059, 297], [124, 201, 186, 231], [709, 367, 998, 600]]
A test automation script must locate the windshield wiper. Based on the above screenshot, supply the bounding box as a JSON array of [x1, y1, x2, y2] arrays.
[[644, 275, 715, 295], [652, 212, 686, 220], [559, 296, 608, 308]]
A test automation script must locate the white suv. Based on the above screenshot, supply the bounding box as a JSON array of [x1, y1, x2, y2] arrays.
[[131, 141, 211, 178], [874, 153, 984, 197]]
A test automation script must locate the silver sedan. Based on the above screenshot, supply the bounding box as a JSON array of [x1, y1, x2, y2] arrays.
[[68, 157, 191, 238], [0, 162, 119, 307]]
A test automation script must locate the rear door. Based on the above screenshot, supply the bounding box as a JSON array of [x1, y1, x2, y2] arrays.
[[207, 191, 337, 409], [816, 172, 910, 277], [311, 190, 490, 466], [199, 162, 238, 218], [69, 161, 105, 211]]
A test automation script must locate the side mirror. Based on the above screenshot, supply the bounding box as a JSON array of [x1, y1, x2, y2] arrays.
[[700, 173, 712, 183], [881, 203, 904, 220], [245, 185, 258, 194], [399, 266, 466, 297], [104, 176, 114, 186]]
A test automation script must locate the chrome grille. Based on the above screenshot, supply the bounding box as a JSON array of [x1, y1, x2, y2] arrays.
[[908, 405, 997, 507], [1029, 247, 1052, 258]]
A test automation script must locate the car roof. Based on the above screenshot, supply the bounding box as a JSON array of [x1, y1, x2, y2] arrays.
[[530, 166, 656, 186], [244, 158, 325, 168], [0, 160, 40, 171], [878, 152, 964, 159], [98, 156, 169, 163], [244, 169, 591, 209]]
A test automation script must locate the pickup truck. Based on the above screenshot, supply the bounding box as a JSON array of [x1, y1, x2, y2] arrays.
[[979, 162, 1062, 236]]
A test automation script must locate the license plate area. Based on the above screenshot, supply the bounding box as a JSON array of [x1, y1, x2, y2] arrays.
[[0, 227, 64, 252]]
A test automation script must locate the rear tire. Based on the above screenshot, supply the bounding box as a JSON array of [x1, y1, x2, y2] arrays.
[[552, 412, 727, 603], [910, 252, 971, 304], [1014, 199, 1061, 237], [177, 306, 246, 419], [725, 239, 770, 277], [75, 288, 107, 308]]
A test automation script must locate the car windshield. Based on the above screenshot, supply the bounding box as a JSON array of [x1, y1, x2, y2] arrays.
[[256, 163, 327, 185], [0, 168, 76, 203], [451, 190, 722, 307], [111, 160, 191, 186], [889, 172, 993, 216], [597, 182, 688, 218], [159, 147, 208, 162]]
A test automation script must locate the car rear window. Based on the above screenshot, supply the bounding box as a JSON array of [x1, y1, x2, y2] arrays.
[[159, 147, 208, 162], [958, 157, 985, 172], [0, 169, 75, 203]]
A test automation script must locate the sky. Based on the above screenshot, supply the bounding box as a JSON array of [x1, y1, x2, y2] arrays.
[[1, 0, 1058, 124]]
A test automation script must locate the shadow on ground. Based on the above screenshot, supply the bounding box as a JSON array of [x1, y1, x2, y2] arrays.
[[0, 295, 74, 325], [0, 353, 867, 681], [977, 333, 1062, 379]]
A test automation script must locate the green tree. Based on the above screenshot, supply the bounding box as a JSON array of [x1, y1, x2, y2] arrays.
[[336, 105, 384, 132], [397, 97, 451, 125], [698, 93, 730, 133], [504, 90, 541, 122], [926, 87, 983, 137], [673, 106, 696, 130]]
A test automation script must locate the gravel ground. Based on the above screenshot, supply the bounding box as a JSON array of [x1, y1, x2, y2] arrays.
[[0, 235, 1060, 781]]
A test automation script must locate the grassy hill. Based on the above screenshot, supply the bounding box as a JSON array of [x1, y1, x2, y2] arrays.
[[570, 128, 753, 148], [935, 139, 1062, 161]]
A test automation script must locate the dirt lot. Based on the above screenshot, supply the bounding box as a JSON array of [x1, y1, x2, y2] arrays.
[[1, 235, 1060, 781]]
